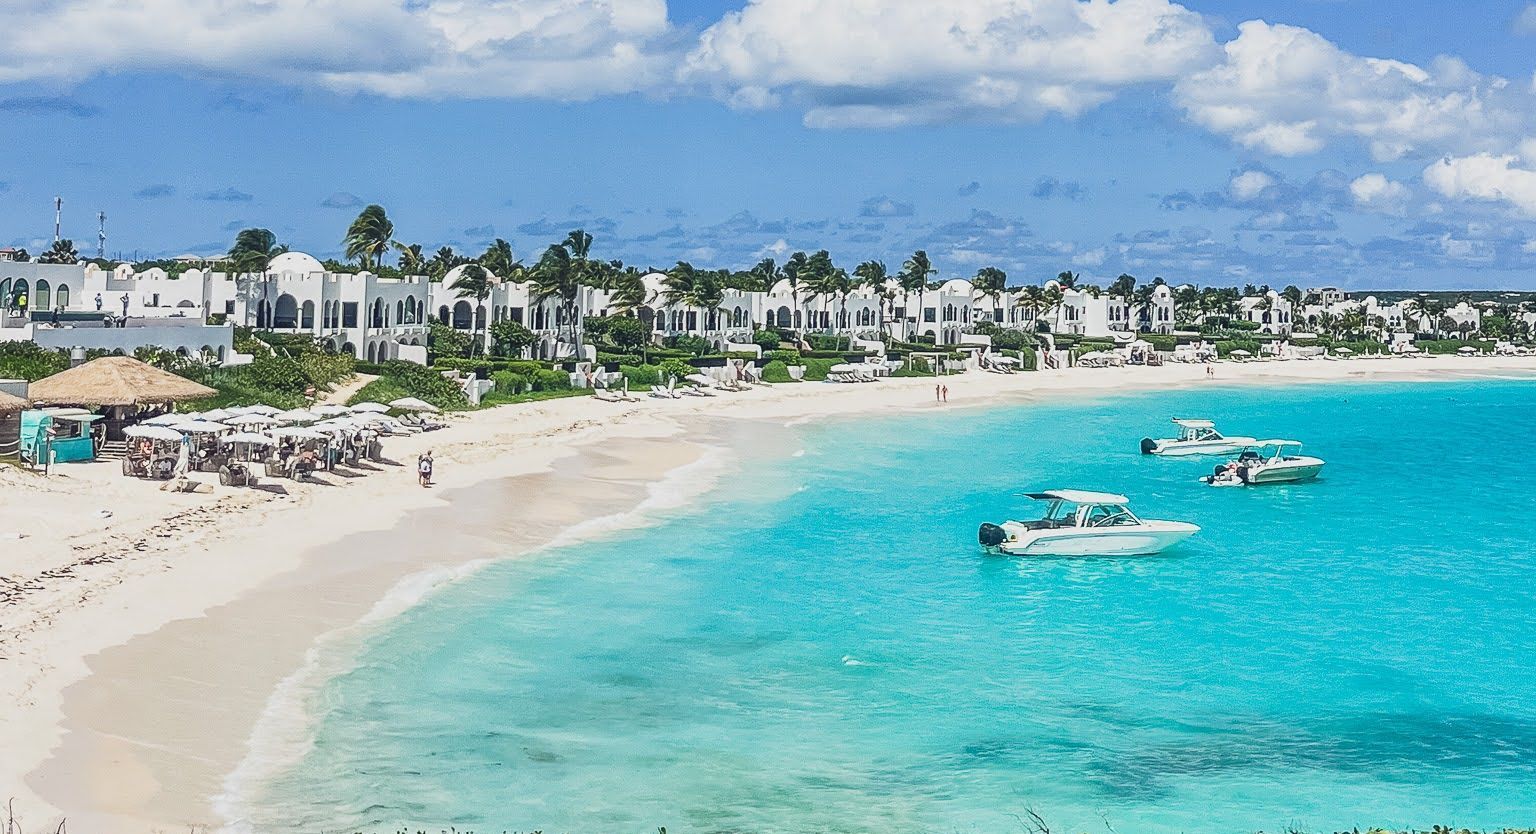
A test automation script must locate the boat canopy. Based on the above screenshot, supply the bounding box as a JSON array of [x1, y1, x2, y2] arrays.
[[1025, 489, 1130, 505], [1250, 439, 1303, 448], [1172, 418, 1214, 428]]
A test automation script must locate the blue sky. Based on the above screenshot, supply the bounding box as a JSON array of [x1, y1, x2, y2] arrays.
[[3, 0, 1536, 289]]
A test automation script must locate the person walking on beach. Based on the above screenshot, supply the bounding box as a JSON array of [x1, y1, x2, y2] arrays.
[[418, 451, 434, 487], [941, 384, 949, 403]]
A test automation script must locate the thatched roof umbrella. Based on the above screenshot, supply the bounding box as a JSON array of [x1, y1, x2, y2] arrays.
[[0, 390, 29, 414], [27, 356, 215, 408]]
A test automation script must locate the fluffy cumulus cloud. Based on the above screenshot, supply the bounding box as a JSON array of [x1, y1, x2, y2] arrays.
[[0, 0, 671, 99], [682, 0, 1218, 127], [1423, 154, 1536, 216], [1349, 173, 1411, 213], [1174, 21, 1530, 161], [859, 196, 915, 218]]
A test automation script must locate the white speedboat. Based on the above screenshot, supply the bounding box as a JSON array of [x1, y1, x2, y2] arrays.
[[978, 490, 1200, 557], [1140, 419, 1257, 456], [1202, 440, 1325, 487]]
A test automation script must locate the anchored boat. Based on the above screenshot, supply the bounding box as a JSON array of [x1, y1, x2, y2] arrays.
[[1202, 440, 1325, 486], [1141, 419, 1257, 456], [978, 490, 1200, 557]]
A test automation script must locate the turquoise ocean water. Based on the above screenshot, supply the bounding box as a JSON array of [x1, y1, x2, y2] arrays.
[[246, 380, 1536, 833]]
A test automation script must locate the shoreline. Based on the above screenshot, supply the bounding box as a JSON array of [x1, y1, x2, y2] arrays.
[[5, 355, 1536, 832]]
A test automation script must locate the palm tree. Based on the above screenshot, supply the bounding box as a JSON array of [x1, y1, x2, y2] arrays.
[[783, 251, 808, 336], [395, 242, 426, 275], [1012, 284, 1044, 330], [973, 267, 1007, 325], [1055, 270, 1079, 289], [608, 270, 649, 316], [684, 270, 727, 339], [343, 204, 395, 270], [450, 263, 494, 355], [479, 238, 517, 279], [803, 250, 836, 332], [529, 245, 583, 356], [1131, 281, 1158, 331], [428, 246, 462, 281], [854, 260, 889, 338], [902, 250, 935, 340], [227, 228, 287, 327]]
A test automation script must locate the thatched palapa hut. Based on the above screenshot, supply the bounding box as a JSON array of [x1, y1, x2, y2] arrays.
[[27, 356, 216, 440], [0, 390, 28, 458]]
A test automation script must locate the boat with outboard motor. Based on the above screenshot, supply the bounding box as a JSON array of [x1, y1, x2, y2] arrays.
[[978, 490, 1200, 557], [1140, 418, 1257, 456], [1202, 440, 1325, 486]]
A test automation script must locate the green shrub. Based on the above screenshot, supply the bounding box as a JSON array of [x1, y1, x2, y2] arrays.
[[766, 349, 802, 364], [620, 364, 660, 386], [665, 335, 711, 356], [761, 360, 796, 382], [656, 359, 694, 383], [753, 330, 781, 351], [0, 341, 69, 381]]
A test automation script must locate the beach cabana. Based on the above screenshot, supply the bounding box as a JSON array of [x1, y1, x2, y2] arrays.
[[20, 407, 104, 464], [0, 390, 28, 459], [26, 356, 216, 441]]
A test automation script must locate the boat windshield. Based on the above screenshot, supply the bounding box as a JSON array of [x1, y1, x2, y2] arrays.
[[1079, 503, 1142, 527], [1180, 425, 1223, 442]]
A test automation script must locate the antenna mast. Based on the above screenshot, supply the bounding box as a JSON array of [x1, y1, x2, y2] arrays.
[[98, 211, 107, 259], [54, 197, 62, 243]]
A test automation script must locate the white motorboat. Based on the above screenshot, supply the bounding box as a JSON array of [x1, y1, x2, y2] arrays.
[[1202, 440, 1325, 487], [978, 490, 1200, 557], [1140, 419, 1257, 456]]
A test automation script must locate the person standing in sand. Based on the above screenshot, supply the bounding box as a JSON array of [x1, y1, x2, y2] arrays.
[[418, 451, 434, 487], [942, 385, 949, 403], [935, 384, 941, 402]]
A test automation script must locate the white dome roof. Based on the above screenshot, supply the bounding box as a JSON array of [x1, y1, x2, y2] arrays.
[[939, 278, 974, 296], [268, 252, 325, 275]]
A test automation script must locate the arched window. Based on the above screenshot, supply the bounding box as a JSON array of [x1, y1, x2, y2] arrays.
[[775, 306, 791, 327], [474, 304, 486, 331], [56, 284, 70, 310], [371, 299, 385, 328], [395, 300, 405, 326], [35, 280, 50, 310], [452, 300, 473, 330], [301, 300, 315, 329], [274, 294, 299, 328], [366, 342, 378, 363]]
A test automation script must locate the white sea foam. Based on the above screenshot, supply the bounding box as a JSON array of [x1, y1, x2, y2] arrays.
[[214, 441, 735, 832]]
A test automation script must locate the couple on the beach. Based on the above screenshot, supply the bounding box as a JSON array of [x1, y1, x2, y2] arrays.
[[417, 451, 433, 487]]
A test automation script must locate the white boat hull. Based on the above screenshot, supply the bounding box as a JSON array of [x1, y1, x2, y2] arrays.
[[1204, 456, 1325, 486], [1145, 438, 1256, 457], [986, 521, 1199, 557]]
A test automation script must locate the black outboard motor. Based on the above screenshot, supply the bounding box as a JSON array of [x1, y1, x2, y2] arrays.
[[978, 523, 1007, 548], [1140, 437, 1158, 455], [1212, 464, 1227, 479]]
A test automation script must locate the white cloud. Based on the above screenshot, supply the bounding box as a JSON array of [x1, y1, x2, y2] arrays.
[[1175, 21, 1529, 161], [683, 0, 1218, 127], [0, 0, 671, 99], [1517, 4, 1536, 35], [1229, 170, 1275, 200], [1349, 173, 1411, 212], [1423, 154, 1536, 216]]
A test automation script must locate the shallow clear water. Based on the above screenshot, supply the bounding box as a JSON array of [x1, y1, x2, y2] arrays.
[[253, 380, 1536, 833]]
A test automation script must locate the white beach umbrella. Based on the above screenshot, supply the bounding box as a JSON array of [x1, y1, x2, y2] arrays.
[[388, 397, 440, 413], [270, 426, 328, 440], [275, 408, 321, 424], [171, 420, 229, 433], [311, 404, 352, 417], [142, 413, 187, 425], [199, 408, 235, 422], [227, 413, 279, 427], [241, 404, 283, 416], [223, 432, 275, 446], [124, 425, 184, 441], [351, 402, 390, 414]]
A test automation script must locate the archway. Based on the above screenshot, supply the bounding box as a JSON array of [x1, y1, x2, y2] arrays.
[[774, 306, 790, 328], [301, 300, 315, 329], [438, 305, 450, 325], [371, 298, 385, 328], [35, 280, 50, 311], [366, 342, 378, 363], [56, 284, 69, 309], [256, 299, 271, 328], [12, 279, 29, 308], [274, 294, 299, 328], [453, 300, 473, 330], [474, 304, 486, 332]]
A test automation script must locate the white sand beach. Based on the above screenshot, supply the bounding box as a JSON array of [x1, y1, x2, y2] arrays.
[[4, 355, 1536, 833]]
